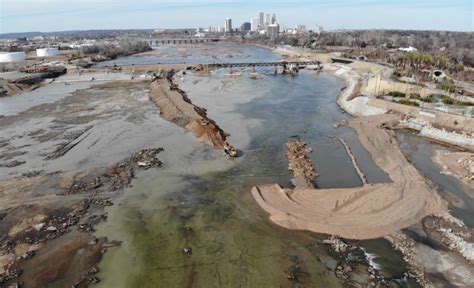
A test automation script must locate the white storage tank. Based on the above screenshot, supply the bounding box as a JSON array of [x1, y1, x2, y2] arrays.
[[0, 52, 27, 63], [36, 47, 59, 57]]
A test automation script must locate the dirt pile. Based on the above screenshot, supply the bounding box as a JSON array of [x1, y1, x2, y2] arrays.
[[149, 71, 231, 150], [252, 114, 447, 239], [286, 140, 318, 188]]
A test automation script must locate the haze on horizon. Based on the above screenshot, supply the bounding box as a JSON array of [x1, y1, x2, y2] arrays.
[[0, 0, 473, 34]]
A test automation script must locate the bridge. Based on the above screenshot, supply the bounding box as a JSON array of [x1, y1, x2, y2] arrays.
[[145, 38, 221, 47], [203, 60, 322, 68]]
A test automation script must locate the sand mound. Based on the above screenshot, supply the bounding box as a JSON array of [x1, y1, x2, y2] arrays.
[[149, 75, 228, 149], [252, 114, 447, 239]]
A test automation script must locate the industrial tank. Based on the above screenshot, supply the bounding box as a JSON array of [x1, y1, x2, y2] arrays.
[[0, 52, 27, 63], [36, 47, 59, 57]]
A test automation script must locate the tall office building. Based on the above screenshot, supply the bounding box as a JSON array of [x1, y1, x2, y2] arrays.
[[271, 14, 276, 24], [259, 12, 264, 26], [251, 17, 260, 32], [224, 18, 232, 33]]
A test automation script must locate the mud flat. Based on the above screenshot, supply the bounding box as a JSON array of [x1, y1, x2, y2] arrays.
[[252, 114, 447, 239], [149, 71, 231, 150]]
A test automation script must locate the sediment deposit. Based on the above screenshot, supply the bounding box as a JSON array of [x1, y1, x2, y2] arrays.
[[252, 114, 447, 239], [149, 72, 230, 150]]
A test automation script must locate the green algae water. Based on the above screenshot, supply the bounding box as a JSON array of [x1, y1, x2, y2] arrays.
[[94, 45, 412, 287]]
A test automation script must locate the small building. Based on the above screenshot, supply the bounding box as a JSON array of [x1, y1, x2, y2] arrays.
[[36, 47, 59, 57]]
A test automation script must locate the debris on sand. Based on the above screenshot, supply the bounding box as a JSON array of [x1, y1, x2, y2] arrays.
[[286, 140, 318, 188], [105, 163, 134, 191], [130, 148, 164, 169], [64, 147, 164, 194], [434, 150, 474, 185]]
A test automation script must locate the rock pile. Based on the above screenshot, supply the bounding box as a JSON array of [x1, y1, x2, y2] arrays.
[[457, 156, 474, 182], [286, 140, 318, 188], [130, 148, 164, 169], [385, 231, 430, 287]]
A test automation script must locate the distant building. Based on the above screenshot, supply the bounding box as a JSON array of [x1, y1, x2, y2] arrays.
[[268, 23, 280, 38], [315, 25, 324, 35], [259, 12, 264, 26], [241, 22, 251, 32], [271, 14, 276, 24], [265, 14, 271, 26], [224, 18, 232, 33], [296, 25, 307, 34], [251, 17, 260, 32]]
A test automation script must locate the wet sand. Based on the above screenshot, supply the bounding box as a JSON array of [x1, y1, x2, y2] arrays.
[[252, 114, 447, 239]]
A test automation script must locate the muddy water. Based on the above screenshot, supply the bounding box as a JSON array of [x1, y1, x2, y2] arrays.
[[94, 47, 408, 287], [398, 131, 474, 228]]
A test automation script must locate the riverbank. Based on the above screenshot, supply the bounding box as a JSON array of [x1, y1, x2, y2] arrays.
[[266, 45, 474, 286], [273, 46, 474, 151]]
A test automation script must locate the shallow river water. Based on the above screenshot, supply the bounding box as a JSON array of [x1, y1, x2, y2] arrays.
[[93, 45, 415, 287]]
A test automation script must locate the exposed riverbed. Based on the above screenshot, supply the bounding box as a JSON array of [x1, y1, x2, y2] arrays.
[[94, 46, 410, 287], [2, 43, 471, 287]]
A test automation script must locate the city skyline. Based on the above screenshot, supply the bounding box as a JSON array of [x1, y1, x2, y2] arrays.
[[1, 0, 472, 34]]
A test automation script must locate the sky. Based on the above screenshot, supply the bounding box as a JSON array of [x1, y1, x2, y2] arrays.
[[0, 0, 473, 34]]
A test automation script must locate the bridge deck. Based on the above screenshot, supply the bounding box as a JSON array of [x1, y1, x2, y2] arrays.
[[204, 61, 321, 68]]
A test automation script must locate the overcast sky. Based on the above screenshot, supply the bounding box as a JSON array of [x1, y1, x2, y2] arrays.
[[0, 0, 472, 33]]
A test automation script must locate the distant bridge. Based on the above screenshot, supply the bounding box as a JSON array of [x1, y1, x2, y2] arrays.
[[145, 38, 221, 47], [204, 60, 322, 68]]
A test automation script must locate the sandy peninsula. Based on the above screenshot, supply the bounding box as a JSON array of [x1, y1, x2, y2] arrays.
[[252, 114, 447, 239]]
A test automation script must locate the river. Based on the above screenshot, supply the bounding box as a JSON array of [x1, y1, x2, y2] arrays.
[[93, 44, 415, 287]]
